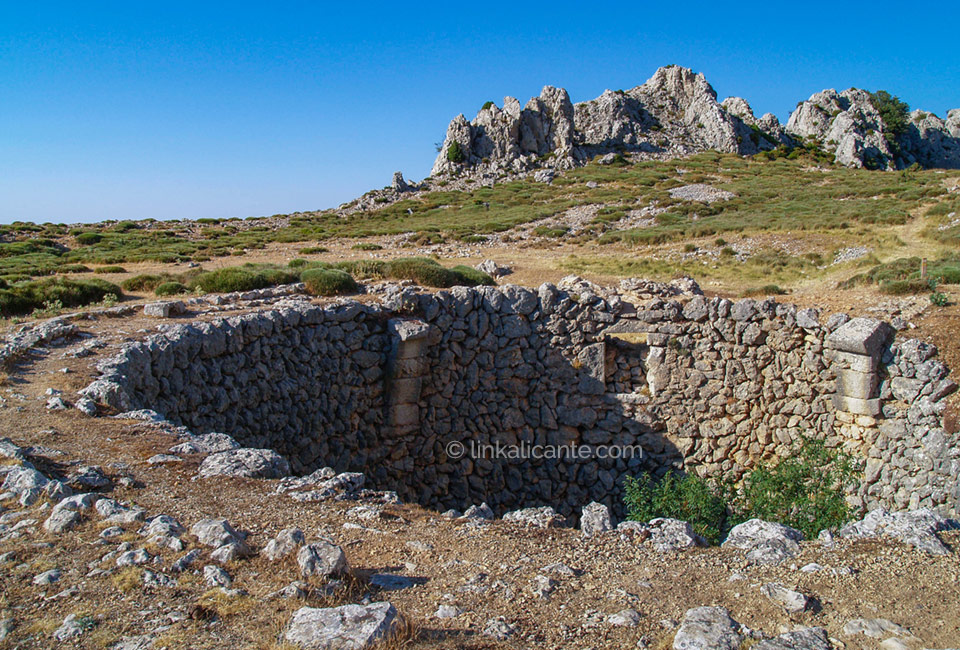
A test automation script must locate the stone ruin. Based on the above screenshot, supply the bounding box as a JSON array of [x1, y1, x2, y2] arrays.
[[80, 279, 960, 519]]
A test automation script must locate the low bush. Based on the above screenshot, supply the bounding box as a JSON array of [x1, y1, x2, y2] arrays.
[[298, 246, 329, 255], [624, 471, 728, 544], [154, 281, 188, 296], [0, 277, 122, 317], [75, 232, 103, 245], [122, 274, 175, 292], [94, 265, 127, 274], [301, 268, 358, 296], [742, 284, 786, 297], [187, 266, 299, 294], [729, 436, 861, 539], [351, 243, 383, 251], [624, 437, 862, 542]]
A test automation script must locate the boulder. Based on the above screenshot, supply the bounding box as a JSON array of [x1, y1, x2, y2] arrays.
[[297, 542, 348, 578], [197, 448, 290, 479], [502, 506, 564, 528], [753, 627, 830, 650], [673, 606, 742, 650], [580, 502, 614, 537], [285, 602, 397, 650]]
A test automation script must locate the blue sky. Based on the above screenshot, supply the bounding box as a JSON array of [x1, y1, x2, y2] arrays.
[[1, 2, 957, 225]]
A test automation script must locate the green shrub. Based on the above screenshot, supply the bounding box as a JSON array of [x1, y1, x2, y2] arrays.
[[0, 277, 123, 317], [446, 141, 465, 164], [76, 232, 103, 245], [624, 471, 728, 544], [351, 243, 383, 251], [94, 265, 126, 274], [869, 90, 910, 141], [301, 268, 359, 296], [122, 274, 173, 292], [729, 436, 861, 539], [449, 265, 496, 286], [742, 284, 786, 297], [298, 246, 329, 255], [187, 266, 299, 294], [155, 281, 188, 296]]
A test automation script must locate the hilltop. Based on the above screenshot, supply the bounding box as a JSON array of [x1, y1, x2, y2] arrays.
[[429, 65, 960, 178]]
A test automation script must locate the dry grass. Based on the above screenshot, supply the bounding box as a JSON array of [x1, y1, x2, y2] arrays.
[[111, 567, 144, 593], [196, 588, 257, 617]]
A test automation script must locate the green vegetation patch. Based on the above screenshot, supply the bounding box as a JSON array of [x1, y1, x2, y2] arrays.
[[0, 277, 122, 317], [301, 269, 359, 296]]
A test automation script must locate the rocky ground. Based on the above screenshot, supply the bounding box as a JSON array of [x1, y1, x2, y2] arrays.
[[1, 284, 960, 650]]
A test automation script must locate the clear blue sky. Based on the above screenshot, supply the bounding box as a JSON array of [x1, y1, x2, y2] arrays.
[[2, 2, 957, 225]]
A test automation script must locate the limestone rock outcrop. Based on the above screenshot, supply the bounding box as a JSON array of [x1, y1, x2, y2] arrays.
[[431, 65, 959, 178], [786, 88, 960, 169], [430, 65, 786, 177]]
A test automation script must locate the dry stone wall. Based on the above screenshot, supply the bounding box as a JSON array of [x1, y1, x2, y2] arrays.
[[82, 285, 960, 519]]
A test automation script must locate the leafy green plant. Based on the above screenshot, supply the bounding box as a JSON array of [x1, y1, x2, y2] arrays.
[[94, 265, 126, 274], [929, 279, 948, 306], [301, 268, 358, 296], [0, 277, 123, 317], [623, 471, 728, 544], [351, 243, 383, 251], [446, 141, 465, 164], [729, 436, 862, 539], [155, 281, 188, 296], [869, 90, 910, 143]]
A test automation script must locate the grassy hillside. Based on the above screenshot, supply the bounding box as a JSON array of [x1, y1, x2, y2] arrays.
[[1, 151, 958, 317]]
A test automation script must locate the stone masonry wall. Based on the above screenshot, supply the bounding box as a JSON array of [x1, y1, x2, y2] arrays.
[[82, 284, 960, 519]]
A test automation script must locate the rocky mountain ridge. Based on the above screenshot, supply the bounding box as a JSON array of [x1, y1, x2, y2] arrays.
[[430, 65, 960, 178]]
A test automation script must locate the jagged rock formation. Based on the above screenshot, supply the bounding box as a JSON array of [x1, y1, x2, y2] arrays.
[[787, 89, 960, 169], [431, 66, 787, 177], [431, 65, 960, 177]]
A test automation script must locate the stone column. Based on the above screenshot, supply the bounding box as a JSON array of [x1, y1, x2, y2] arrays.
[[825, 317, 893, 417], [385, 319, 432, 436]]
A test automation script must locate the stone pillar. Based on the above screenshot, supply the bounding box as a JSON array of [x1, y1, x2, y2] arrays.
[[385, 319, 431, 436], [825, 317, 893, 417]]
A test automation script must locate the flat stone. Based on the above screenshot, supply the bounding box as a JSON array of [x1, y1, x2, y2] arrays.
[[826, 317, 893, 356], [673, 606, 742, 650], [285, 602, 397, 650], [753, 627, 830, 650]]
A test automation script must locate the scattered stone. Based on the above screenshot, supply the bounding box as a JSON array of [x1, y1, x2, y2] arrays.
[[297, 541, 348, 578], [285, 602, 397, 650], [95, 499, 146, 524], [54, 614, 95, 642], [169, 432, 240, 455], [32, 568, 61, 585], [580, 501, 613, 537], [668, 184, 735, 203], [607, 609, 641, 627], [143, 301, 186, 318], [461, 503, 494, 521], [531, 574, 558, 599], [673, 606, 742, 650], [842, 618, 912, 639], [170, 549, 201, 573], [760, 583, 814, 613], [190, 518, 246, 548], [839, 508, 953, 555], [647, 518, 703, 552], [142, 569, 176, 588], [753, 627, 830, 650], [262, 528, 306, 561], [210, 542, 248, 564], [67, 465, 111, 490], [268, 581, 309, 600], [116, 548, 151, 567], [722, 519, 803, 565], [502, 506, 564, 528], [197, 448, 291, 479], [370, 574, 416, 591], [141, 515, 185, 539], [475, 260, 512, 278], [435, 604, 461, 619], [203, 565, 232, 588], [146, 454, 182, 465], [482, 616, 517, 641]]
